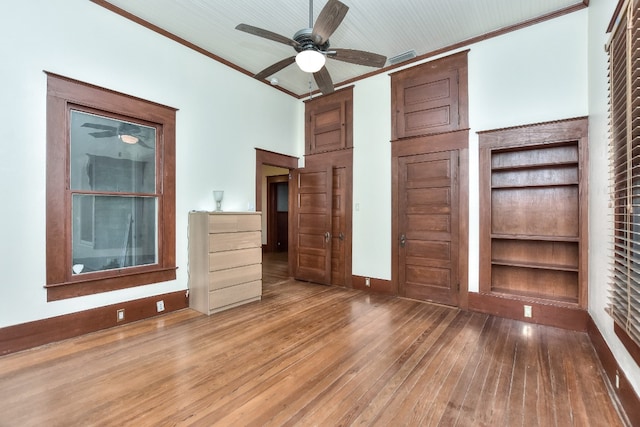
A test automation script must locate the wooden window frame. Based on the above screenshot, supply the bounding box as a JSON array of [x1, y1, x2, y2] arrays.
[[45, 73, 177, 301], [607, 0, 640, 365]]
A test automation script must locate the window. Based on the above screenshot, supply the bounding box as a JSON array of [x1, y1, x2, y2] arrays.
[[608, 0, 640, 363], [46, 73, 177, 301]]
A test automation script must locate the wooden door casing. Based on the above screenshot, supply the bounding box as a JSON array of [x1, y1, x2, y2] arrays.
[[398, 150, 459, 306], [291, 166, 333, 285]]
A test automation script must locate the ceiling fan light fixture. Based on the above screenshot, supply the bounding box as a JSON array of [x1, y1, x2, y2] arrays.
[[119, 134, 139, 145], [295, 49, 325, 73]]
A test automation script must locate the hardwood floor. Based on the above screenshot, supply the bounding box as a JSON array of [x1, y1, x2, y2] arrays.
[[0, 254, 623, 426], [262, 251, 289, 285]]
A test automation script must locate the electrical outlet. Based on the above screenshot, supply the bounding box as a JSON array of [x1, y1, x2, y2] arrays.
[[156, 300, 165, 312], [365, 277, 371, 287], [117, 309, 125, 322], [524, 305, 532, 318]]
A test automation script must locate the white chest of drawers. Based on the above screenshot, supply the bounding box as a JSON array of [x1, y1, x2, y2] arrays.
[[188, 211, 262, 315]]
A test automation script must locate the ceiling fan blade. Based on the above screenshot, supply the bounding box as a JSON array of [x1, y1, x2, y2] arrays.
[[312, 0, 349, 45], [88, 130, 118, 138], [81, 123, 117, 131], [254, 56, 296, 80], [329, 48, 387, 68], [235, 23, 299, 48], [119, 123, 142, 135], [137, 139, 153, 149], [313, 66, 335, 95]]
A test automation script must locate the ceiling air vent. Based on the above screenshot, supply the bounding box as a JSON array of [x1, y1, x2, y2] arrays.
[[388, 50, 417, 65]]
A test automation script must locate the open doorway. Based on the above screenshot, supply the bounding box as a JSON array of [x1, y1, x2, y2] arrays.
[[255, 149, 298, 284], [267, 175, 289, 252]]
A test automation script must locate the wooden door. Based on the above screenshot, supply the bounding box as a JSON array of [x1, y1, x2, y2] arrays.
[[291, 166, 333, 284], [305, 87, 353, 155], [398, 150, 459, 306], [331, 166, 347, 286], [391, 51, 468, 140]]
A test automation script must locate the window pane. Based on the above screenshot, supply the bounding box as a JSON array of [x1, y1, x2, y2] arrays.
[[70, 110, 156, 194], [72, 195, 158, 274]]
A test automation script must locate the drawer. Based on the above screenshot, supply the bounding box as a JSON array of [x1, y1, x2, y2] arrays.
[[208, 213, 261, 233], [209, 231, 261, 252], [209, 280, 262, 311], [209, 263, 262, 290], [209, 247, 261, 271]]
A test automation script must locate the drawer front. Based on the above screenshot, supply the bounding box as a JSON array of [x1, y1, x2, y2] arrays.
[[209, 263, 262, 290], [209, 280, 262, 310], [209, 247, 261, 271], [208, 213, 261, 233], [209, 231, 261, 252]]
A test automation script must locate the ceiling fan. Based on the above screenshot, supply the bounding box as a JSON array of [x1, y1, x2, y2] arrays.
[[236, 0, 387, 95], [81, 122, 153, 149]]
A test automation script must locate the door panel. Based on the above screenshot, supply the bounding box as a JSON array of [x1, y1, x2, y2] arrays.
[[331, 167, 347, 286], [399, 150, 459, 306], [276, 211, 288, 251], [292, 166, 332, 284], [305, 88, 353, 155], [395, 69, 459, 138], [391, 51, 468, 141]]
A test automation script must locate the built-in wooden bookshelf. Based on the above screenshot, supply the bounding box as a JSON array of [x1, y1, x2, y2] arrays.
[[479, 118, 588, 308]]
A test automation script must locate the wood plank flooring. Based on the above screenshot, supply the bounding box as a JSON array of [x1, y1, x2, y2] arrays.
[[0, 253, 623, 426]]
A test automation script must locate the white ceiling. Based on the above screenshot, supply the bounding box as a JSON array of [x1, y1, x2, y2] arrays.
[[95, 0, 587, 97]]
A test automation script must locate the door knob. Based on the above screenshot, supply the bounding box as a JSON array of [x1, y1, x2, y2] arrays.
[[325, 231, 331, 242], [400, 234, 406, 247], [338, 232, 345, 241]]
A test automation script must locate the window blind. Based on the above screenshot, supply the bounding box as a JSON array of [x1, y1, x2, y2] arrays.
[[609, 0, 640, 354]]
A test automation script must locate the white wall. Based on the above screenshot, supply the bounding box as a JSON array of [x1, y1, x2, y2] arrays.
[[588, 0, 640, 396], [351, 10, 589, 290], [0, 0, 302, 327]]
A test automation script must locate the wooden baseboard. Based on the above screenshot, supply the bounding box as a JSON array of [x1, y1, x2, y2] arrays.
[[352, 275, 395, 295], [468, 292, 588, 331], [0, 290, 189, 356], [588, 317, 640, 426]]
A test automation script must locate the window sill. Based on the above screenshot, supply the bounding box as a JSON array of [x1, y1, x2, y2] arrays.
[[45, 267, 177, 301]]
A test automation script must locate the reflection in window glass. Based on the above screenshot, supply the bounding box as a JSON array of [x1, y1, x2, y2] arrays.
[[69, 110, 158, 274]]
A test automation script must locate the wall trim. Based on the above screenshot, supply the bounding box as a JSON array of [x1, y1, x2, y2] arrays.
[[352, 275, 395, 295], [588, 316, 640, 426], [0, 290, 189, 356], [468, 292, 588, 331]]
